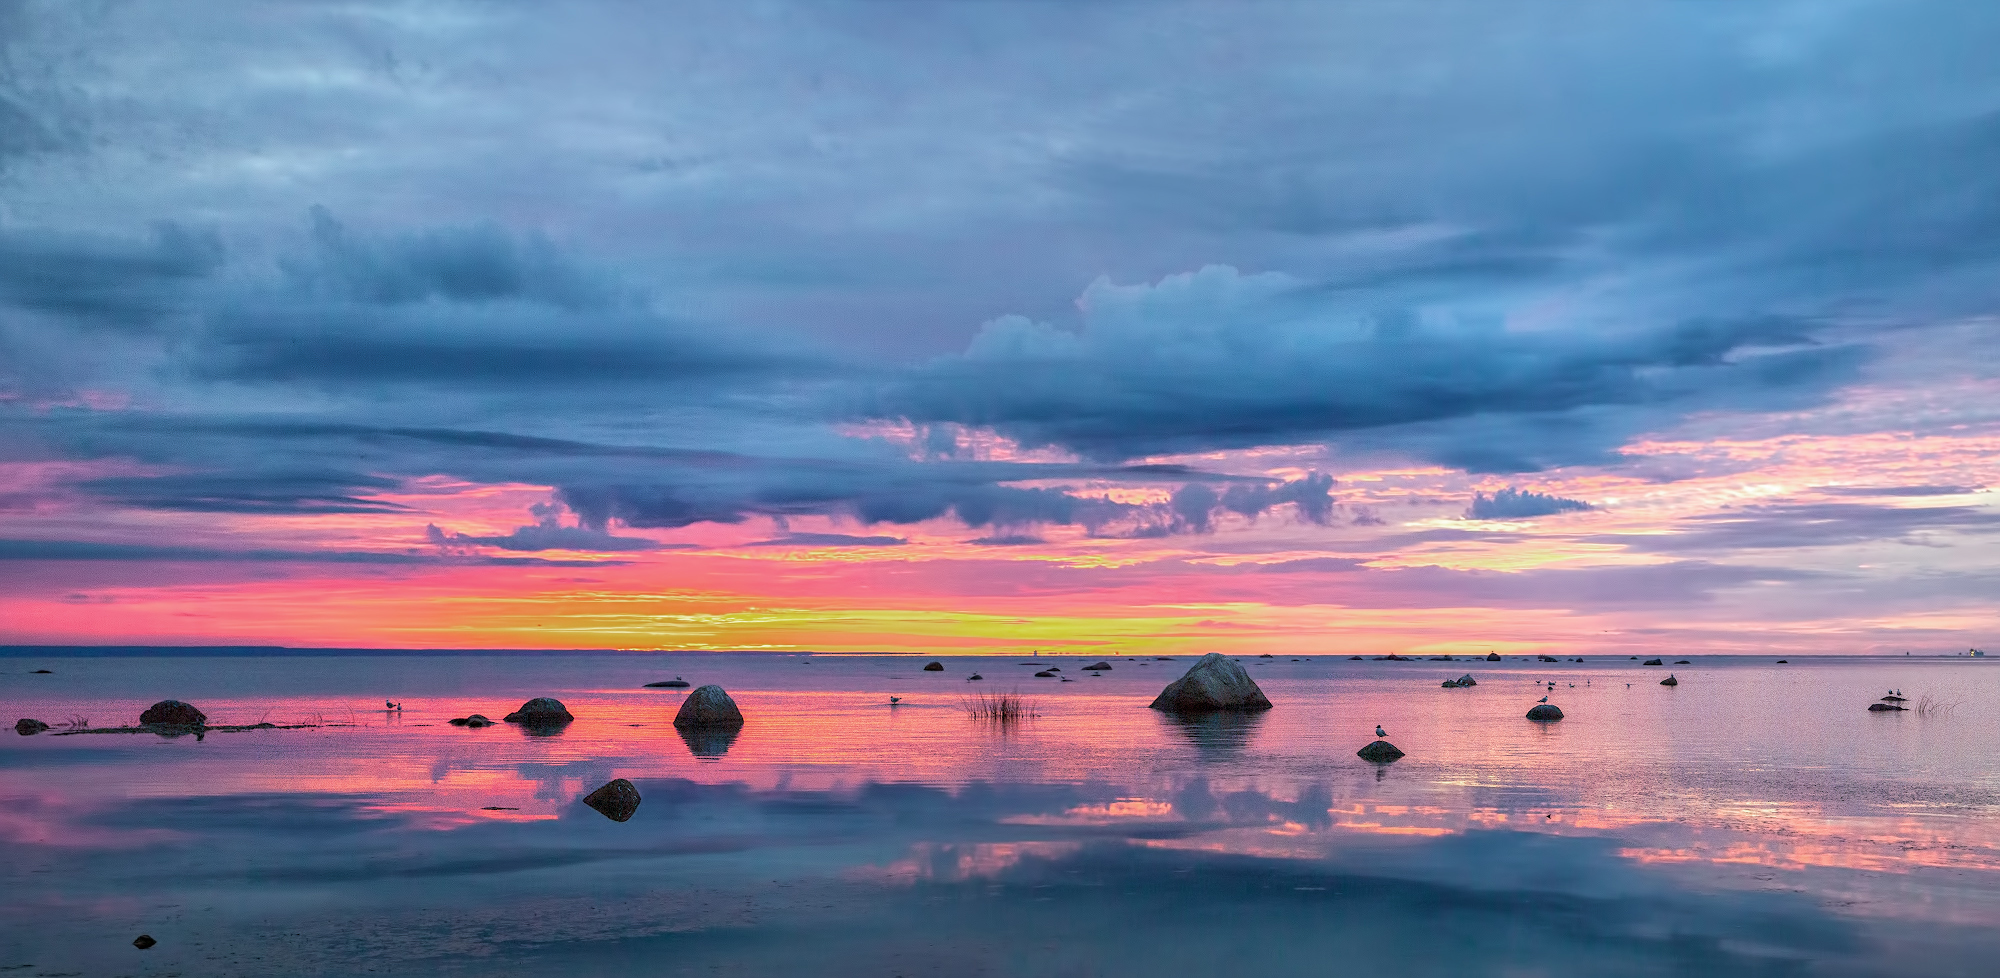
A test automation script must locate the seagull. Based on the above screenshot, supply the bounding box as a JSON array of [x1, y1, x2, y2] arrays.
[[1537, 696, 1549, 704], [1375, 724, 1386, 738], [385, 700, 401, 711], [889, 696, 901, 704]]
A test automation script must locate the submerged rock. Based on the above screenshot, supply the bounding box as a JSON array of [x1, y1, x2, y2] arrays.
[[1356, 739, 1405, 762], [645, 678, 692, 688], [31, 669, 52, 674], [15, 718, 49, 735], [1674, 660, 1691, 664], [922, 661, 944, 671], [503, 698, 573, 724], [1148, 652, 1274, 714], [1868, 702, 1907, 712], [1643, 658, 1664, 666], [582, 778, 642, 822], [1348, 655, 1364, 660], [967, 673, 984, 681], [139, 700, 206, 728], [1526, 704, 1564, 721], [133, 935, 156, 950], [1537, 655, 1559, 662], [673, 685, 745, 729], [1034, 670, 1056, 677], [449, 714, 496, 728], [1081, 661, 1113, 671], [1486, 652, 1502, 662]]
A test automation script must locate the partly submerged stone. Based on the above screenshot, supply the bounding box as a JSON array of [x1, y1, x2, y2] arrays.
[[673, 685, 745, 729], [1526, 704, 1564, 722], [582, 778, 642, 822], [15, 718, 49, 735], [503, 698, 574, 725], [1486, 652, 1502, 662], [133, 935, 157, 950], [922, 661, 944, 671], [1643, 658, 1664, 666], [1081, 661, 1113, 671], [1035, 670, 1056, 678], [1148, 652, 1274, 714], [139, 700, 207, 727], [1357, 739, 1405, 762], [645, 678, 692, 688], [1660, 674, 1679, 687], [1868, 702, 1907, 712]]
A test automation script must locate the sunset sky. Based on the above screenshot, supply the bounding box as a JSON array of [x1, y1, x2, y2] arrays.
[[2, 1, 1997, 654]]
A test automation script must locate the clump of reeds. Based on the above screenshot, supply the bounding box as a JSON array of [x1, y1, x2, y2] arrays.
[[962, 691, 1039, 722], [1916, 693, 1960, 718], [60, 714, 90, 730]]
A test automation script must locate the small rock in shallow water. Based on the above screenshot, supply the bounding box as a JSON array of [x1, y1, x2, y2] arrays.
[[1357, 740, 1405, 762], [31, 669, 52, 674], [1643, 659, 1664, 666], [582, 778, 642, 822], [133, 934, 157, 949], [644, 678, 692, 688], [922, 661, 944, 671], [15, 718, 50, 735], [139, 700, 206, 727], [1526, 704, 1564, 721], [1081, 661, 1113, 671], [1035, 670, 1056, 677], [1868, 702, 1907, 712], [1660, 675, 1679, 686]]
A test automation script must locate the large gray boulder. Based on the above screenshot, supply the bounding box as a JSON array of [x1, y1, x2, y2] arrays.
[[503, 698, 574, 724], [1526, 704, 1564, 722], [139, 700, 206, 727], [673, 685, 745, 729], [582, 778, 642, 822], [1148, 653, 1273, 713]]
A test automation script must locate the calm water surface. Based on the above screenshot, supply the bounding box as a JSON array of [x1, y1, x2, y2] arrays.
[[2, 652, 1997, 976]]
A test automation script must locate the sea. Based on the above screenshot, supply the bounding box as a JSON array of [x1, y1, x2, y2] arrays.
[[2, 650, 1996, 977]]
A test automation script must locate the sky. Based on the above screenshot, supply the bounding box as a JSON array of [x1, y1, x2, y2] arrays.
[[2, 0, 1997, 655]]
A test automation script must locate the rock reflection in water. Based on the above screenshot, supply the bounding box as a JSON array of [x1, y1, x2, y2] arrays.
[[678, 723, 740, 759], [1158, 709, 1266, 761]]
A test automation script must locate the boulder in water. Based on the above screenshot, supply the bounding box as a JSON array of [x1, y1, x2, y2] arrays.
[[1455, 674, 1476, 687], [503, 698, 573, 724], [644, 678, 692, 688], [133, 935, 157, 950], [1660, 674, 1679, 687], [1643, 658, 1664, 666], [922, 661, 944, 671], [15, 718, 49, 735], [1081, 661, 1113, 671], [582, 778, 642, 822], [1526, 704, 1564, 721], [673, 685, 744, 729], [139, 700, 206, 727], [1034, 670, 1056, 678], [1486, 652, 1501, 662], [1867, 702, 1907, 712], [1536, 655, 1559, 663], [1357, 739, 1405, 762], [1148, 652, 1274, 714]]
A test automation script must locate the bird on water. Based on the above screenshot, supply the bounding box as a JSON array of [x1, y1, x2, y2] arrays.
[[889, 696, 901, 704]]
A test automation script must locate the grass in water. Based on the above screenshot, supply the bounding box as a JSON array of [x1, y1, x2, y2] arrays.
[[962, 691, 1040, 722], [1916, 693, 1960, 718]]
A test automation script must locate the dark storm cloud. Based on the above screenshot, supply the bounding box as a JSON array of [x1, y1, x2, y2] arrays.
[[3, 0, 2000, 544], [742, 532, 907, 548], [1466, 488, 1594, 521], [0, 223, 223, 323], [871, 271, 1868, 469]]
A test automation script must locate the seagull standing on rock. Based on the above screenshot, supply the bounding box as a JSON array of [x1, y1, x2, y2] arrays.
[[1376, 725, 1386, 738], [1537, 696, 1549, 704]]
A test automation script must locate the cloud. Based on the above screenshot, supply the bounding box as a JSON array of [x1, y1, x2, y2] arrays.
[[1607, 502, 2000, 553], [0, 223, 223, 324], [425, 502, 671, 553], [870, 267, 1867, 471], [0, 538, 614, 566], [1466, 487, 1594, 520], [742, 532, 907, 548], [75, 471, 410, 515]]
